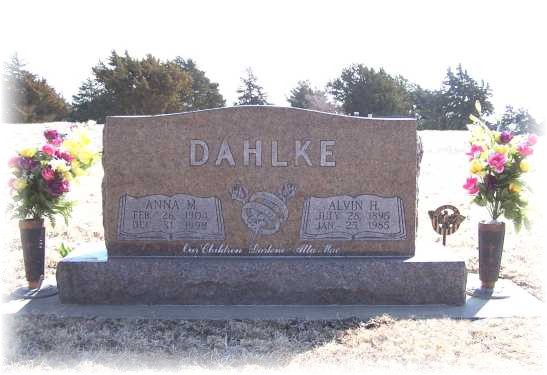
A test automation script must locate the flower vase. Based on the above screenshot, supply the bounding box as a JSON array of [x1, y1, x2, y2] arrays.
[[478, 221, 505, 289], [20, 219, 46, 289], [12, 219, 57, 299]]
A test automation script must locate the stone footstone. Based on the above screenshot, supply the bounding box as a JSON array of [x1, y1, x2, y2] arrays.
[[57, 246, 467, 305]]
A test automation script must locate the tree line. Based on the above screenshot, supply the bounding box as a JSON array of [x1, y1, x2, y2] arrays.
[[2, 51, 542, 134]]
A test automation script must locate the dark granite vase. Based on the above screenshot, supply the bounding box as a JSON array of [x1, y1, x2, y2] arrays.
[[478, 221, 505, 289], [19, 219, 45, 289]]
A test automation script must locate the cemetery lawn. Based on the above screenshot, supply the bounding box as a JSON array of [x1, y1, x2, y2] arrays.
[[2, 123, 544, 374]]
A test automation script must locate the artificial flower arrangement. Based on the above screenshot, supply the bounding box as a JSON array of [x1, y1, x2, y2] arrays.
[[463, 101, 537, 231], [8, 127, 99, 225]]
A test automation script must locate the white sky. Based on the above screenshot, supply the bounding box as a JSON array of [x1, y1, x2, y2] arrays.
[[1, 0, 546, 122]]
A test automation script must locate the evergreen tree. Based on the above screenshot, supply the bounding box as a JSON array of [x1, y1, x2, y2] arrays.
[[71, 78, 110, 122], [288, 80, 315, 108], [410, 65, 494, 130], [72, 51, 194, 122], [174, 57, 225, 110], [235, 68, 270, 105], [410, 85, 444, 130], [3, 55, 69, 123], [288, 80, 338, 113], [327, 64, 413, 116], [496, 106, 543, 135], [439, 64, 493, 130]]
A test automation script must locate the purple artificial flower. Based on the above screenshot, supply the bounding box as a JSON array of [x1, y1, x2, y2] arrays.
[[55, 150, 74, 163], [499, 131, 513, 144], [485, 174, 497, 190], [18, 157, 38, 171], [47, 179, 70, 197]]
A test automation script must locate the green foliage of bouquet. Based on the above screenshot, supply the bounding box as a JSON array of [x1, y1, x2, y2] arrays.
[[463, 101, 537, 231], [8, 128, 99, 226]]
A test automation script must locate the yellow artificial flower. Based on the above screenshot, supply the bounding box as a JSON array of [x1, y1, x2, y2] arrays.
[[469, 125, 486, 144], [14, 178, 27, 191], [63, 170, 73, 181], [509, 183, 522, 193], [494, 144, 509, 155], [79, 150, 94, 165], [470, 159, 484, 175], [63, 139, 80, 156], [520, 159, 530, 172], [20, 148, 37, 158], [77, 131, 92, 146], [493, 131, 501, 143], [72, 165, 85, 177]]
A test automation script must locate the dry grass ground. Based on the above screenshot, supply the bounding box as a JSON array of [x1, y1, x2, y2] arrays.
[[1, 123, 545, 374]]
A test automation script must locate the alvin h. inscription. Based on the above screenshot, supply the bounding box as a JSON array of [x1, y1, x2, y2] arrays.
[[103, 106, 417, 256], [117, 194, 225, 241], [300, 195, 406, 240]]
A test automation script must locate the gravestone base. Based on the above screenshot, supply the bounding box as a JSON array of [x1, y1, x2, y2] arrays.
[[57, 245, 467, 306]]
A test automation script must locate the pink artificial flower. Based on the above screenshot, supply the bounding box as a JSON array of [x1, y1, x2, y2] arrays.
[[463, 177, 479, 194], [8, 156, 20, 168], [41, 166, 55, 182], [527, 134, 538, 146], [466, 144, 484, 160], [8, 178, 16, 190], [42, 144, 56, 156], [488, 152, 507, 173], [517, 143, 534, 157]]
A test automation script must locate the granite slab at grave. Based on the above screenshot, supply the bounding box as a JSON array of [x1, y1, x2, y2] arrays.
[[57, 106, 467, 305]]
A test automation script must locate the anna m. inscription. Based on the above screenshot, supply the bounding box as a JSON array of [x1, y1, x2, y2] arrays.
[[117, 194, 225, 241], [300, 195, 406, 241]]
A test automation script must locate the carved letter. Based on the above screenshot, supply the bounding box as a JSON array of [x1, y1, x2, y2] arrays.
[[320, 140, 336, 167], [190, 140, 208, 166], [244, 140, 262, 167], [271, 141, 288, 167], [215, 140, 236, 166], [295, 140, 312, 166]]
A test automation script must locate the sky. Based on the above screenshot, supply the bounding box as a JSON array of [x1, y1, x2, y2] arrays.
[[1, 0, 546, 122]]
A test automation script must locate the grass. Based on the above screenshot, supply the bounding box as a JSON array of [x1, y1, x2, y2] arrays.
[[1, 124, 545, 374]]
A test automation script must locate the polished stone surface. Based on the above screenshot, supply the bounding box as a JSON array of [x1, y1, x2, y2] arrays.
[[4, 275, 542, 321], [103, 107, 417, 257], [56, 245, 467, 305]]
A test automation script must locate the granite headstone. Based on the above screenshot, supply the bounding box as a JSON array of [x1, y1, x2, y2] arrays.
[[103, 106, 416, 256], [57, 106, 467, 305]]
